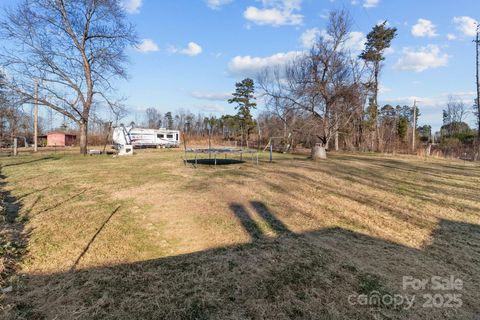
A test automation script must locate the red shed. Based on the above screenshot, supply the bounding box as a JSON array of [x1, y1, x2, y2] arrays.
[[47, 131, 77, 147]]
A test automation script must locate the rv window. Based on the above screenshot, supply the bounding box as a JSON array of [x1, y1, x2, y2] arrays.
[[176, 134, 179, 141], [157, 134, 164, 138], [167, 134, 173, 139]]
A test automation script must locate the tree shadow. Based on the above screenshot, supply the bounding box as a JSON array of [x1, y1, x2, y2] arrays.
[[2, 156, 58, 168], [0, 166, 79, 291], [70, 206, 122, 271], [282, 154, 480, 215], [2, 153, 479, 319], [15, 179, 70, 201], [33, 189, 89, 217], [0, 170, 29, 289]]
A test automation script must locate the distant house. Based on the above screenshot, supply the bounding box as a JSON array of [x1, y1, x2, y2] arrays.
[[46, 131, 77, 147]]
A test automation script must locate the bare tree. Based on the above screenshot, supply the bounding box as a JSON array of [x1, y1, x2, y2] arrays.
[[444, 96, 468, 123], [259, 10, 364, 159], [145, 107, 161, 129], [442, 96, 469, 136], [0, 0, 137, 154], [0, 70, 35, 144], [258, 67, 297, 141]]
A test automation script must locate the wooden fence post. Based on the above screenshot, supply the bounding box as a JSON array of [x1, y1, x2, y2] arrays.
[[13, 138, 18, 156]]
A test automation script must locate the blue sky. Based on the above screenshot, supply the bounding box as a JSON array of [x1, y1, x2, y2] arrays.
[[36, 0, 480, 131]]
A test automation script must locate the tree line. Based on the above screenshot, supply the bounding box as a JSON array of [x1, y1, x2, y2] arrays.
[[255, 10, 477, 158], [0, 2, 478, 158], [256, 10, 399, 159]]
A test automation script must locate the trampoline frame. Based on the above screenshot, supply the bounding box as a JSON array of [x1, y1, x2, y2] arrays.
[[184, 148, 259, 167]]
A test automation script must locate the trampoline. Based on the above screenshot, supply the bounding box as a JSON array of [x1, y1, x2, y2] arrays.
[[185, 148, 259, 167]]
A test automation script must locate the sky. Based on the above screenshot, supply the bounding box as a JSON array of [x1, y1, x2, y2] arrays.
[[19, 0, 480, 131]]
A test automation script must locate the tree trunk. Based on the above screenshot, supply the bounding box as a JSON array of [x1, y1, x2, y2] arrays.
[[374, 62, 380, 151], [334, 114, 339, 151], [311, 144, 327, 160], [79, 120, 88, 155], [426, 143, 432, 156], [335, 131, 339, 151]]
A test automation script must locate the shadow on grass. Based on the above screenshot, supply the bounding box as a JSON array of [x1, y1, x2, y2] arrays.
[[186, 159, 245, 166], [2, 154, 480, 319], [33, 189, 89, 217], [3, 201, 480, 320], [2, 156, 58, 168], [0, 169, 29, 289], [70, 206, 122, 271], [0, 166, 87, 290], [333, 154, 480, 179], [283, 154, 480, 215]]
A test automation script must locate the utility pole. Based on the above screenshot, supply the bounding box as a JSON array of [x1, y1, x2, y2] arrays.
[[475, 23, 480, 137], [412, 99, 417, 152], [34, 79, 38, 152]]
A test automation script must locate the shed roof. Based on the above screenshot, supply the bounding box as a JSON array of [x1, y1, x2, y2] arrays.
[[47, 131, 77, 136]]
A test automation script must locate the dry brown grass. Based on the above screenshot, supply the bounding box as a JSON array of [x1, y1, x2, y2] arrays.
[[0, 149, 479, 319]]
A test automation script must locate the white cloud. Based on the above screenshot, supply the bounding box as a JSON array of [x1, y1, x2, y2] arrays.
[[383, 47, 395, 56], [191, 92, 231, 101], [446, 33, 457, 40], [441, 91, 476, 102], [244, 0, 303, 27], [363, 0, 379, 8], [196, 105, 225, 113], [344, 31, 366, 52], [453, 16, 478, 37], [206, 0, 233, 10], [211, 52, 223, 58], [299, 28, 321, 48], [411, 19, 438, 37], [228, 51, 302, 77], [167, 46, 178, 54], [383, 92, 475, 108], [382, 96, 434, 106], [319, 9, 329, 20], [378, 85, 391, 93], [299, 28, 365, 52], [135, 39, 160, 53], [181, 42, 203, 56], [121, 0, 143, 14], [170, 42, 203, 56], [394, 45, 449, 72]]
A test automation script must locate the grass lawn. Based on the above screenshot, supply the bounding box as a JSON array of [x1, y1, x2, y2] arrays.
[[0, 149, 479, 319]]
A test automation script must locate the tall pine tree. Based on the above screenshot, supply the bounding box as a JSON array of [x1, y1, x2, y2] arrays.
[[228, 78, 257, 144], [360, 21, 397, 150]]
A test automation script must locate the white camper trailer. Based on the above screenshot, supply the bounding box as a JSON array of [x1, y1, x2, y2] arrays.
[[112, 126, 180, 149]]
